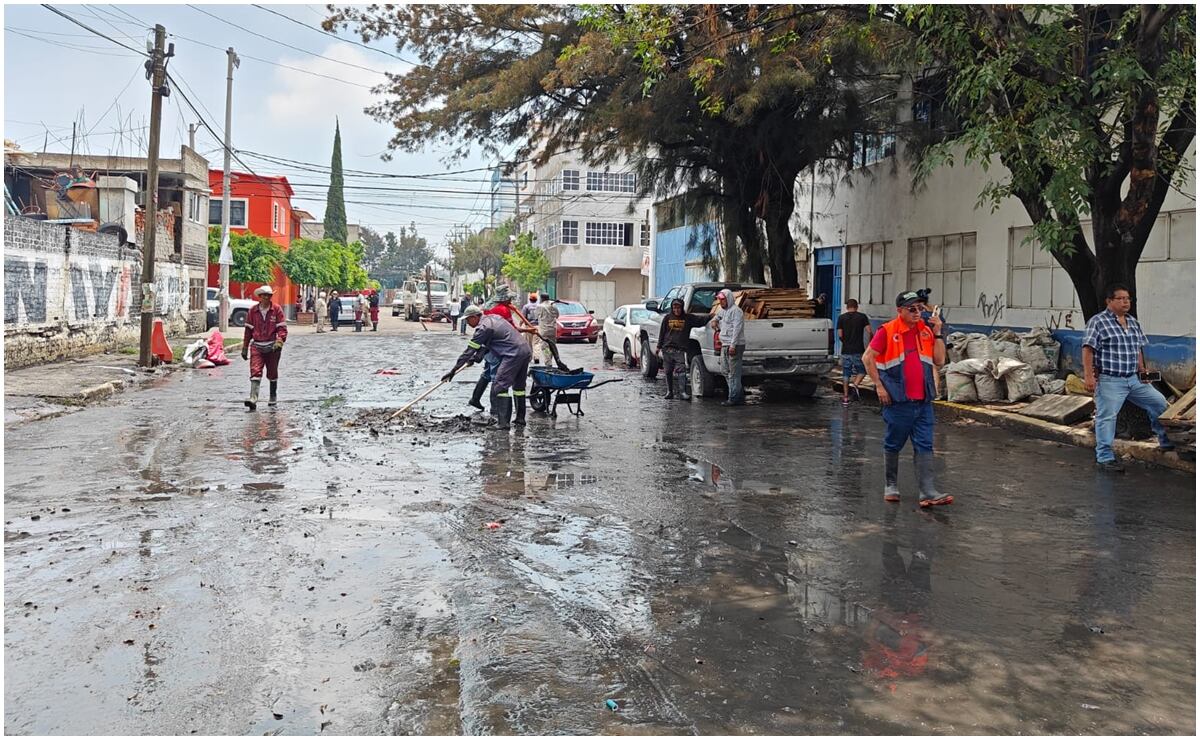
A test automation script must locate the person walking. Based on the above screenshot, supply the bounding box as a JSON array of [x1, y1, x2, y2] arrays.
[[314, 291, 328, 333], [862, 290, 952, 507], [240, 285, 288, 411], [459, 295, 471, 335], [710, 288, 746, 406], [328, 291, 341, 331], [443, 306, 533, 430], [522, 292, 540, 353], [837, 298, 873, 405], [1083, 284, 1174, 473], [368, 289, 380, 331], [449, 295, 462, 332], [357, 292, 372, 332], [535, 293, 570, 371], [657, 297, 708, 400]]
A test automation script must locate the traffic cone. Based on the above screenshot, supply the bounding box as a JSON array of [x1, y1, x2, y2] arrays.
[[151, 318, 173, 363]]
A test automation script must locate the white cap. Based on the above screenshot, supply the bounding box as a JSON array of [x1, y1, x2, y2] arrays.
[[254, 285, 274, 296]]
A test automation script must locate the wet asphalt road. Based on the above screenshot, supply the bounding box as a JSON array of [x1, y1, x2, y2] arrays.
[[5, 318, 1196, 735]]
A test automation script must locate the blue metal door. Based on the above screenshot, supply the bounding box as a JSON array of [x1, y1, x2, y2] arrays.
[[815, 247, 844, 355]]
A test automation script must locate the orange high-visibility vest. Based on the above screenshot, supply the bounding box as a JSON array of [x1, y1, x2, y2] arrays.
[[874, 316, 936, 403]]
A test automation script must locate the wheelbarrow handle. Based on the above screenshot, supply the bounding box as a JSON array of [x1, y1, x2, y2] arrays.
[[583, 378, 624, 390]]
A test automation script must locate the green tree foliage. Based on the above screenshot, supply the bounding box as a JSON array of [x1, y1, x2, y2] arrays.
[[332, 240, 371, 291], [449, 221, 510, 287], [281, 238, 340, 290], [902, 5, 1195, 318], [324, 5, 890, 287], [323, 120, 348, 245], [361, 224, 435, 287], [462, 280, 485, 300], [501, 232, 551, 293], [207, 227, 283, 288]]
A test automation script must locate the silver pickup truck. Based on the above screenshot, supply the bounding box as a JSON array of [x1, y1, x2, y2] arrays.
[[639, 282, 834, 398]]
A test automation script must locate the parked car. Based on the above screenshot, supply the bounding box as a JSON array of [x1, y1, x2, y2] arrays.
[[601, 304, 658, 369], [205, 288, 257, 328], [334, 295, 360, 326], [643, 282, 834, 398], [554, 301, 599, 343]]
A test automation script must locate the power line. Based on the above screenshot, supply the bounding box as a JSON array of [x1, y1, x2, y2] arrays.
[[185, 5, 389, 77], [6, 27, 142, 57], [166, 30, 375, 90], [40, 4, 148, 57], [251, 4, 417, 65]]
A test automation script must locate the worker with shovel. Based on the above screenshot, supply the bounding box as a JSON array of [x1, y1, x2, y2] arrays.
[[443, 305, 532, 430]]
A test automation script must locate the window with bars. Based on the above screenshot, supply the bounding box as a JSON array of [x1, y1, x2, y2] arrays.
[[845, 241, 892, 306], [561, 169, 580, 191], [272, 203, 281, 233], [908, 233, 976, 308], [189, 278, 206, 311], [586, 171, 636, 192], [852, 131, 896, 168], [585, 222, 634, 246], [562, 220, 578, 244], [640, 222, 650, 247]]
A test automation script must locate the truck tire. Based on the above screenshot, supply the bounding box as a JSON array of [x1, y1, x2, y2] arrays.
[[393, 307, 400, 317], [790, 380, 819, 399], [601, 335, 615, 362], [689, 354, 715, 398], [640, 339, 659, 380]]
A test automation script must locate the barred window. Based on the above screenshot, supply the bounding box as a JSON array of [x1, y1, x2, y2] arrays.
[[585, 222, 633, 246], [562, 220, 578, 244], [586, 171, 636, 193], [909, 232, 975, 308], [640, 223, 650, 247], [562, 169, 580, 191], [189, 278, 206, 311]]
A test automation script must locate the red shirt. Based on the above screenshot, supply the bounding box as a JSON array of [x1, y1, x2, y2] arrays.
[[869, 323, 924, 401], [485, 303, 516, 325], [244, 303, 288, 348]]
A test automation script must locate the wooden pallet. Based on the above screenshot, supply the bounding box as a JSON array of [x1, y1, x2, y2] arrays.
[[732, 289, 816, 320], [1160, 386, 1196, 427]]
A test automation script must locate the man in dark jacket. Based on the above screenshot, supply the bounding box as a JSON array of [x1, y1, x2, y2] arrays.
[[657, 298, 708, 400], [328, 291, 341, 331], [443, 306, 533, 430]]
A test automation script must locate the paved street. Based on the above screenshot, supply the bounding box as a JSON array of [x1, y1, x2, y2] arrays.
[[4, 315, 1195, 735]]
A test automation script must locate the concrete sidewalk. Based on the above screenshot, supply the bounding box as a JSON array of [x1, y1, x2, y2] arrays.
[[830, 375, 1195, 474]]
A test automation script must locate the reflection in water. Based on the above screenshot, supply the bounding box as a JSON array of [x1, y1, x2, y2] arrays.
[[479, 432, 527, 499], [239, 412, 290, 476], [862, 508, 933, 680]]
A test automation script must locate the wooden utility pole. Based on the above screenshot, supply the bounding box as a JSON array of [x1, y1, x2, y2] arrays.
[[217, 47, 240, 332], [138, 25, 172, 367], [424, 264, 433, 314]]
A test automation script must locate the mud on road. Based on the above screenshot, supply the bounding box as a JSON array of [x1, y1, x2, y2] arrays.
[[4, 323, 1195, 734]]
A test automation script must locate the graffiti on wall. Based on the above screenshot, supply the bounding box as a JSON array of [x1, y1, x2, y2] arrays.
[[977, 292, 1004, 326], [1044, 309, 1078, 331], [4, 257, 50, 324]]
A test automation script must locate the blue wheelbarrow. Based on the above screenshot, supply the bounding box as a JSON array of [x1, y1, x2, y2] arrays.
[[528, 367, 623, 417]]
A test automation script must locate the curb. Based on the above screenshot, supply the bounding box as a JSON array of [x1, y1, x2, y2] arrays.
[[831, 377, 1194, 475]]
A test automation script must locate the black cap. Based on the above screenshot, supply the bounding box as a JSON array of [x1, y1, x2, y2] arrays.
[[896, 290, 923, 307]]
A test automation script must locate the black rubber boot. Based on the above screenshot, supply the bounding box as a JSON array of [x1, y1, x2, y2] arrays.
[[665, 373, 675, 399], [884, 450, 900, 501], [268, 380, 278, 406], [468, 376, 488, 411], [495, 396, 513, 430], [514, 396, 526, 426], [244, 379, 260, 411]]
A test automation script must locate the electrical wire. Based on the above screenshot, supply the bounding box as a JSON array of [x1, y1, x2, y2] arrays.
[[40, 4, 149, 56], [185, 5, 390, 77], [166, 31, 375, 90], [251, 4, 418, 65]]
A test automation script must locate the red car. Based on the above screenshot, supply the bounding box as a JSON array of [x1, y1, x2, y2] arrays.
[[554, 301, 599, 343]]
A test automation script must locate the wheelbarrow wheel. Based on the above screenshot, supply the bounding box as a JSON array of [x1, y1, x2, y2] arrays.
[[529, 386, 550, 413]]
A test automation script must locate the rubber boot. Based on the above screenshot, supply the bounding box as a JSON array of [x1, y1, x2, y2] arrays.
[[916, 452, 951, 506], [268, 380, 278, 407], [883, 450, 900, 502], [495, 396, 513, 430], [665, 373, 675, 400], [244, 379, 260, 411], [468, 376, 488, 411], [514, 396, 527, 426]]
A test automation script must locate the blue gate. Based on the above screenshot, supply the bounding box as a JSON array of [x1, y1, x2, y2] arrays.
[[815, 247, 843, 355]]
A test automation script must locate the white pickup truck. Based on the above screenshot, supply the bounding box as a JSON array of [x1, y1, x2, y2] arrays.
[[640, 282, 834, 398]]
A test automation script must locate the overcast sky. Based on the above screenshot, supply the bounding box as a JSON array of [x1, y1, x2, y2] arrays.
[[4, 4, 503, 255]]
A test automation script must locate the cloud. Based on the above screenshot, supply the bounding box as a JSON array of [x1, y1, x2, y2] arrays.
[[261, 43, 404, 131]]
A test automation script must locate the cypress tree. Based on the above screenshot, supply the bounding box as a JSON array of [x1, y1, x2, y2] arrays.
[[323, 119, 348, 245]]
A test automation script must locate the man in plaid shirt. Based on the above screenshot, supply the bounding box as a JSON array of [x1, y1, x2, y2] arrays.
[[1082, 284, 1173, 473]]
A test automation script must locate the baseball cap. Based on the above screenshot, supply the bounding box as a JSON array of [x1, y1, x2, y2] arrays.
[[896, 291, 922, 307]]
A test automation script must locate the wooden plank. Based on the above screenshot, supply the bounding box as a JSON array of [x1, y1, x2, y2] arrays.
[[1162, 386, 1196, 421]]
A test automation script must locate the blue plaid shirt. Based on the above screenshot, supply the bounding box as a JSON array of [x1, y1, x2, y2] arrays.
[[1083, 309, 1147, 376]]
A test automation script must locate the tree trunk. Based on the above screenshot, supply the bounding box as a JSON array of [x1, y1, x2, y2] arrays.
[[736, 206, 766, 284], [763, 176, 800, 288]]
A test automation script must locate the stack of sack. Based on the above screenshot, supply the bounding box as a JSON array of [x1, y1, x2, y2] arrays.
[[943, 327, 1064, 403]]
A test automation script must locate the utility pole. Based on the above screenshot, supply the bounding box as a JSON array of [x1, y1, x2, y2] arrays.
[[217, 47, 240, 332], [137, 25, 173, 368], [188, 123, 196, 150], [424, 264, 433, 314]]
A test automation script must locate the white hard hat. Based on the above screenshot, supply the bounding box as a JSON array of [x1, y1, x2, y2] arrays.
[[254, 285, 274, 296]]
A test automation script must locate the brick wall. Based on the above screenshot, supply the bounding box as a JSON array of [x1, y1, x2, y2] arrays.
[[4, 217, 195, 368]]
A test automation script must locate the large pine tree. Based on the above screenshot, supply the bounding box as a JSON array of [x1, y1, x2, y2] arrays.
[[323, 120, 348, 245]]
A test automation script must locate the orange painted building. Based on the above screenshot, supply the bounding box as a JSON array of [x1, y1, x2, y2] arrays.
[[206, 171, 304, 314]]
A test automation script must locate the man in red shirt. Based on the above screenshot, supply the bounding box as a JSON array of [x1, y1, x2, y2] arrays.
[[468, 287, 536, 412], [863, 290, 950, 507], [240, 285, 288, 410]]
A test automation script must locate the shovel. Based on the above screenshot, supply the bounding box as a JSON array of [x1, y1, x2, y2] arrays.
[[387, 380, 447, 421]]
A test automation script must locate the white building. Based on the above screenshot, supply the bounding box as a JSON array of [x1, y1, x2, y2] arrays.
[[515, 150, 653, 318], [797, 78, 1195, 346]]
